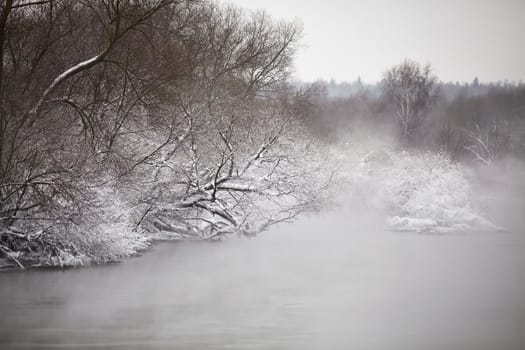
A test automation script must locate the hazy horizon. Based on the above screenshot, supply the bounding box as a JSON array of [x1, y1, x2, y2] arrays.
[[224, 0, 525, 84]]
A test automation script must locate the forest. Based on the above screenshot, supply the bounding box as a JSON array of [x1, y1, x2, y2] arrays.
[[1, 0, 524, 269], [314, 72, 525, 163]]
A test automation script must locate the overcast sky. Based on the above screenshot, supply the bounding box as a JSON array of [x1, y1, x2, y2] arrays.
[[224, 0, 525, 83]]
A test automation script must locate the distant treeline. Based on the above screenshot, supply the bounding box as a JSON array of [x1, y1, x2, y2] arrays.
[[320, 77, 524, 101], [308, 63, 525, 163]]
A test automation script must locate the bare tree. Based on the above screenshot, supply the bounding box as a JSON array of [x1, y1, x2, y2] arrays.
[[463, 118, 516, 165], [1, 1, 332, 267], [132, 84, 331, 240], [124, 5, 328, 240], [0, 0, 194, 267], [382, 59, 439, 142]]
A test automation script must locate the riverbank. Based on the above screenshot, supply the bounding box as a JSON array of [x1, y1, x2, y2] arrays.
[[2, 142, 522, 270]]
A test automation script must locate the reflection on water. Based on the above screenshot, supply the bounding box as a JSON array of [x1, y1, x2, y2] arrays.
[[1, 198, 525, 349]]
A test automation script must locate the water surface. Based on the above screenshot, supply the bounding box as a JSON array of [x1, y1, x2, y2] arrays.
[[1, 197, 524, 349]]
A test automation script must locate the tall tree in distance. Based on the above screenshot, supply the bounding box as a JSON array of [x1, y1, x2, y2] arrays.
[[382, 59, 439, 142]]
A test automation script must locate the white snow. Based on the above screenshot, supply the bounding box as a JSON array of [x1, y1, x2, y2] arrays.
[[350, 148, 501, 233]]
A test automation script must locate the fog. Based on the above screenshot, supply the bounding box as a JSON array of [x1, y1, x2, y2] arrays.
[[1, 140, 524, 349], [1, 1, 524, 349]]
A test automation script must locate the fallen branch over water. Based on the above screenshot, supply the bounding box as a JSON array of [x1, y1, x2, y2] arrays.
[[0, 243, 25, 269]]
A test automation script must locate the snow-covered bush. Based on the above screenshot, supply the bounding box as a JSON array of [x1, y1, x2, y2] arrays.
[[0, 183, 151, 269], [353, 149, 500, 233]]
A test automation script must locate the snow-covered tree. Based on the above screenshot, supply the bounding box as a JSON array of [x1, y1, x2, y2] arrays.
[[0, 1, 333, 268]]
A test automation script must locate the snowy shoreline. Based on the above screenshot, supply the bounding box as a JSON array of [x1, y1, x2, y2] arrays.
[[1, 145, 511, 270]]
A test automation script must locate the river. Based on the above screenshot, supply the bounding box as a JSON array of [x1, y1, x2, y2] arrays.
[[1, 178, 525, 349]]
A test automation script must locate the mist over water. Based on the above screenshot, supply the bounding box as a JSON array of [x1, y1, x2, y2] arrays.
[[1, 1, 524, 348], [1, 153, 524, 350]]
